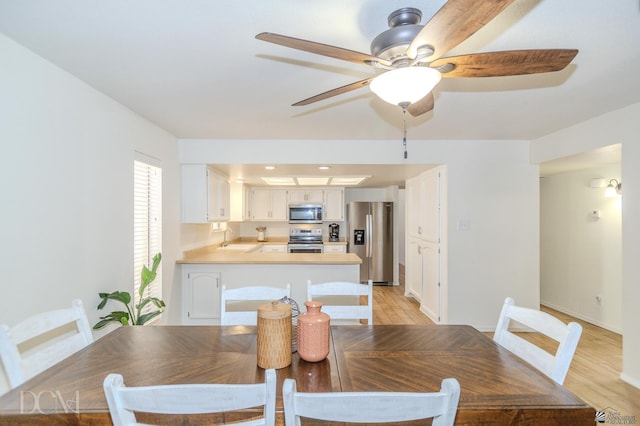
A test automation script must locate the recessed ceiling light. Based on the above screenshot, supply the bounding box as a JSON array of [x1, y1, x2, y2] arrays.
[[264, 166, 276, 170], [296, 177, 330, 186], [318, 166, 331, 170], [261, 177, 295, 185], [331, 176, 370, 185]]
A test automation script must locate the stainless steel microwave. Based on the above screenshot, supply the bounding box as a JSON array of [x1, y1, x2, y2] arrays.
[[288, 203, 323, 224]]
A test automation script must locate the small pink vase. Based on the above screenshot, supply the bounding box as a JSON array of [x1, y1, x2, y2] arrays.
[[297, 301, 330, 362]]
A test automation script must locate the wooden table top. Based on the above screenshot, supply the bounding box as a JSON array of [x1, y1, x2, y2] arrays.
[[0, 325, 594, 425]]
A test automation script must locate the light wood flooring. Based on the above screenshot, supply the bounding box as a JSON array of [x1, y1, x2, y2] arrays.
[[372, 270, 640, 420]]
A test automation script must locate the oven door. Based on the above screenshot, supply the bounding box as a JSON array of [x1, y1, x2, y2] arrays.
[[287, 244, 323, 254]]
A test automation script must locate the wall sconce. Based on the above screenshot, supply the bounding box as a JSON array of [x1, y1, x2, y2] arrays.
[[605, 179, 622, 197]]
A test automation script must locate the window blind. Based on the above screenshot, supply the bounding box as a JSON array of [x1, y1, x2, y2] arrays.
[[133, 157, 162, 315]]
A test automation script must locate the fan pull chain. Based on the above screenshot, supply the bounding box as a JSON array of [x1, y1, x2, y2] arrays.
[[401, 103, 408, 159]]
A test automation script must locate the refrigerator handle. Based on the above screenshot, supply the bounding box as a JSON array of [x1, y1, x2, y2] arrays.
[[366, 214, 372, 258]]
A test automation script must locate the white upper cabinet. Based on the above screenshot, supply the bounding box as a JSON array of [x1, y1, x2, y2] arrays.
[[208, 169, 230, 222], [181, 165, 230, 223], [250, 188, 287, 221], [323, 188, 344, 221], [229, 181, 251, 222], [287, 189, 324, 204], [406, 172, 439, 242]]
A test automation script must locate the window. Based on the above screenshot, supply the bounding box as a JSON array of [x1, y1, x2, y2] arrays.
[[134, 154, 162, 315]]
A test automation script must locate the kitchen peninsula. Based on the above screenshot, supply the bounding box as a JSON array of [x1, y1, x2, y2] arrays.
[[177, 242, 360, 325]]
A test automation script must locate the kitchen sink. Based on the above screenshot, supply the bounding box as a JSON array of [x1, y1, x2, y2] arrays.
[[216, 244, 258, 252]]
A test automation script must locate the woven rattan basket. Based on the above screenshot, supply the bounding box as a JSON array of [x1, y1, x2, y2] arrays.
[[257, 301, 292, 369]]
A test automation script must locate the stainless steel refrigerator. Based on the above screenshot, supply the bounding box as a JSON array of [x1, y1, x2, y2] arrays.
[[347, 201, 394, 285]]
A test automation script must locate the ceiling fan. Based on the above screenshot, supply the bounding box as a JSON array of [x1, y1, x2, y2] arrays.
[[256, 0, 578, 117]]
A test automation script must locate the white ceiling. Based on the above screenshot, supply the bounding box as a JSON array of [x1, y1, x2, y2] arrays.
[[0, 0, 635, 184]]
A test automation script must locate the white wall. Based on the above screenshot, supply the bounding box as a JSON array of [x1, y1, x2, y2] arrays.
[[180, 138, 539, 330], [540, 166, 622, 332], [531, 103, 640, 388], [0, 33, 181, 394]]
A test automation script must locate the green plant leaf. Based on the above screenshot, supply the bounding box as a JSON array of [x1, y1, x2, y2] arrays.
[[97, 291, 132, 308], [137, 310, 163, 326], [95, 252, 163, 329], [92, 311, 130, 329], [149, 297, 166, 309], [139, 253, 161, 297]]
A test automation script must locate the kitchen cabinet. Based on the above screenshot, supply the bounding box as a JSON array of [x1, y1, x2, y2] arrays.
[[405, 167, 443, 323], [179, 262, 359, 311], [208, 169, 230, 221], [405, 239, 440, 321], [182, 266, 220, 324], [323, 244, 346, 253], [257, 244, 287, 253], [406, 173, 438, 242], [323, 188, 344, 221], [287, 189, 323, 204], [250, 188, 287, 221], [406, 239, 423, 301], [230, 181, 251, 222], [181, 165, 230, 223]]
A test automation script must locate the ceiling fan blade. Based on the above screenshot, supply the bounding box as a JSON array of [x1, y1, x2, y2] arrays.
[[407, 0, 516, 62], [292, 77, 375, 106], [407, 92, 435, 117], [256, 32, 392, 68], [431, 49, 578, 77]]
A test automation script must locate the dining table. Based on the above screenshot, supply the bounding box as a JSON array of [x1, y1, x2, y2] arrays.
[[0, 324, 595, 425]]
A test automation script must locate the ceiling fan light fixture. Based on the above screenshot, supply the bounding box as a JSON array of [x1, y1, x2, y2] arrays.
[[370, 67, 441, 106]]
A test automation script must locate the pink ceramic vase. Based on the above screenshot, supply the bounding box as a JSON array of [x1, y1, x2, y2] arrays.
[[297, 301, 330, 362]]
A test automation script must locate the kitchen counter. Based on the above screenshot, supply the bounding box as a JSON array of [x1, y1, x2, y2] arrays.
[[178, 242, 359, 265], [178, 242, 361, 324]]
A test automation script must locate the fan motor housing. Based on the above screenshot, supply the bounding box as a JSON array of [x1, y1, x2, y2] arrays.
[[370, 8, 424, 64]]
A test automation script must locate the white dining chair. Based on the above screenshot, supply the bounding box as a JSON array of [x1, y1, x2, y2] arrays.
[[283, 377, 460, 426], [493, 297, 582, 385], [103, 368, 276, 426], [220, 284, 291, 325], [0, 298, 93, 388], [306, 280, 373, 324]]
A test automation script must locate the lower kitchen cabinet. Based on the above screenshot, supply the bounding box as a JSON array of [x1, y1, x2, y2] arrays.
[[181, 262, 359, 315], [182, 266, 220, 324], [323, 244, 346, 253], [257, 244, 287, 253]]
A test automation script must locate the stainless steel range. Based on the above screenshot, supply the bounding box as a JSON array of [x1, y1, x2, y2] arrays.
[[288, 228, 323, 253]]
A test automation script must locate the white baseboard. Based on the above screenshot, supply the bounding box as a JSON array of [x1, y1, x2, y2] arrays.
[[540, 300, 622, 334], [620, 372, 640, 390]]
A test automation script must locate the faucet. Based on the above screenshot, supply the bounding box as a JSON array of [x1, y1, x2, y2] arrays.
[[222, 228, 233, 247]]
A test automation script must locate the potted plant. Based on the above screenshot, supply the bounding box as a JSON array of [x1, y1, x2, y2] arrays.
[[93, 253, 165, 329]]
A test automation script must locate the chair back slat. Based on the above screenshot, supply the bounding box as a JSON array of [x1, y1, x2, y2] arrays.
[[0, 299, 93, 388], [493, 297, 582, 384], [221, 285, 291, 326], [283, 377, 460, 426], [306, 280, 373, 325], [104, 369, 277, 426]]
